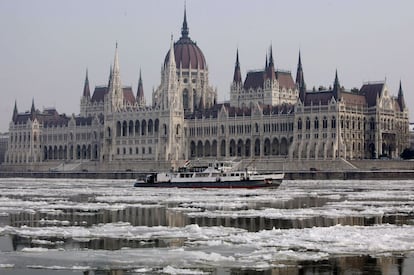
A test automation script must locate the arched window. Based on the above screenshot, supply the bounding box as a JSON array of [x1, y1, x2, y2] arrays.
[[306, 117, 311, 130], [323, 117, 328, 129], [314, 117, 319, 129], [122, 121, 127, 136], [183, 89, 189, 110], [297, 118, 302, 130], [331, 117, 336, 129]]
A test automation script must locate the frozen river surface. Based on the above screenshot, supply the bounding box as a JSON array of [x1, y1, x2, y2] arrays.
[[1, 178, 414, 274]]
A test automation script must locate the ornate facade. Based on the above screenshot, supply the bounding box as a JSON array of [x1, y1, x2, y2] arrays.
[[4, 10, 409, 168]]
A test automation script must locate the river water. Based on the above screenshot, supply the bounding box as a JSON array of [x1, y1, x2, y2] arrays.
[[0, 178, 414, 274]]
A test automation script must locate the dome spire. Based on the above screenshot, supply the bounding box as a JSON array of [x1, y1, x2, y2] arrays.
[[181, 3, 189, 38]]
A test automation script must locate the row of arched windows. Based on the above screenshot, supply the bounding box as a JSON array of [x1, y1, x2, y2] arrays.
[[43, 144, 99, 160], [116, 119, 160, 137], [189, 137, 291, 158]]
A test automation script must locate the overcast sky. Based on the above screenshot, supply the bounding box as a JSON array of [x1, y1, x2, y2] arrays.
[[0, 0, 413, 132]]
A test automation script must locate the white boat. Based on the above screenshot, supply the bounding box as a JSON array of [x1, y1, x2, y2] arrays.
[[134, 161, 284, 188]]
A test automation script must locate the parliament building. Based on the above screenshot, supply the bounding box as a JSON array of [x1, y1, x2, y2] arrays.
[[4, 10, 409, 171]]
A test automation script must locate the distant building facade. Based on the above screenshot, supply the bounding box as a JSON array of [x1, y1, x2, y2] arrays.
[[0, 132, 8, 164], [409, 123, 414, 149], [4, 9, 409, 168]]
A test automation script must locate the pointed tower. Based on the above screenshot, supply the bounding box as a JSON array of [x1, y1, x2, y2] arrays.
[[136, 69, 146, 107], [233, 49, 242, 84], [83, 69, 91, 98], [230, 49, 243, 108], [107, 43, 124, 112], [333, 70, 341, 100], [107, 64, 113, 89], [296, 51, 306, 102], [181, 4, 189, 38], [80, 69, 91, 117], [12, 100, 18, 122], [163, 35, 178, 110], [30, 98, 36, 121], [397, 80, 406, 111], [266, 45, 276, 81]]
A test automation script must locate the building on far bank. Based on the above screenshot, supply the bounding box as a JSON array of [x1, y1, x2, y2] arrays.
[[409, 123, 414, 149], [3, 8, 410, 170], [0, 132, 8, 164]]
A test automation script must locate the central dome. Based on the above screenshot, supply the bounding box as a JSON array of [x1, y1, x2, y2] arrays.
[[164, 10, 207, 70]]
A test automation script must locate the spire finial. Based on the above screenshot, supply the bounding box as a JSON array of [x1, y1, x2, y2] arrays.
[[296, 50, 306, 99], [83, 68, 91, 98], [181, 3, 189, 38], [137, 68, 145, 106], [12, 100, 18, 121], [113, 42, 120, 74], [398, 80, 405, 110], [334, 69, 339, 84], [333, 69, 341, 99], [268, 44, 274, 67], [169, 34, 176, 67], [233, 48, 242, 83], [30, 98, 36, 120]]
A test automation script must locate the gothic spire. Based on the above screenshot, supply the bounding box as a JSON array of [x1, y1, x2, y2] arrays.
[[266, 45, 275, 80], [168, 35, 176, 69], [136, 69, 145, 106], [233, 49, 242, 83], [109, 42, 123, 109], [12, 100, 18, 122], [398, 80, 406, 111], [333, 70, 341, 100], [113, 42, 120, 77], [296, 51, 306, 102], [30, 98, 36, 120], [107, 64, 113, 88], [31, 98, 35, 113], [83, 68, 90, 98], [181, 4, 189, 38], [268, 45, 274, 67]]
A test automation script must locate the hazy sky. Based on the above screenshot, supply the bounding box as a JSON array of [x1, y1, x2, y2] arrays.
[[1, 0, 413, 132]]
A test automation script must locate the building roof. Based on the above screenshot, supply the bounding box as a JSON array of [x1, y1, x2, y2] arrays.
[[185, 102, 295, 119], [304, 91, 333, 105], [341, 91, 367, 106], [91, 86, 136, 105], [243, 70, 296, 90], [276, 71, 296, 90], [91, 86, 108, 103], [122, 87, 136, 105], [163, 9, 206, 70], [360, 82, 384, 107]]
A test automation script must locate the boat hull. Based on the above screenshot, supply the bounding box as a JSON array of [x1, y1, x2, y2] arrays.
[[133, 178, 283, 189]]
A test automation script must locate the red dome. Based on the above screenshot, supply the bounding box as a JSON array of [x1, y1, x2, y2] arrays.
[[164, 10, 207, 70]]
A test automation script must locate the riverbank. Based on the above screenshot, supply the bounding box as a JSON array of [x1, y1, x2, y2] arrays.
[[1, 170, 414, 180]]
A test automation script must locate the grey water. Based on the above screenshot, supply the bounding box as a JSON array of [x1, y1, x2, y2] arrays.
[[1, 178, 414, 274]]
